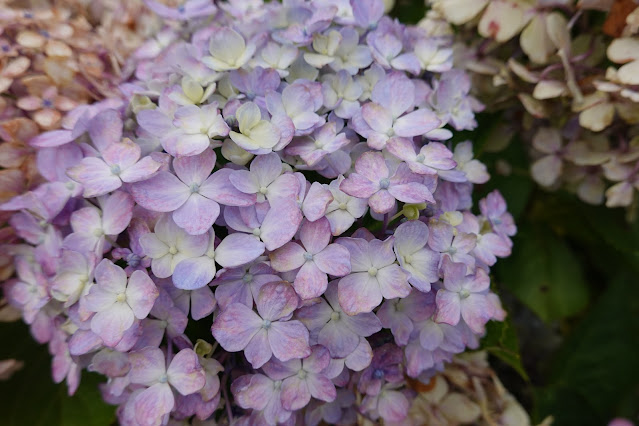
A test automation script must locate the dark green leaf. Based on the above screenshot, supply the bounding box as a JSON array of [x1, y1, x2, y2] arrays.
[[534, 273, 639, 425], [479, 318, 529, 381], [497, 225, 590, 322], [0, 321, 116, 426]]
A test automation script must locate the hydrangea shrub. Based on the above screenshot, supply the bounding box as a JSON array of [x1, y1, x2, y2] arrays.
[[0, 0, 517, 424]]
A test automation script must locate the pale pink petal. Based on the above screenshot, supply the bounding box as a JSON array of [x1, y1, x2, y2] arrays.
[[460, 294, 492, 333], [211, 303, 262, 351], [131, 172, 190, 212], [269, 242, 306, 272], [266, 173, 300, 202], [244, 329, 273, 368], [90, 110, 123, 152], [173, 149, 216, 185], [388, 182, 434, 204], [307, 374, 336, 402], [339, 173, 378, 199], [190, 287, 216, 320], [361, 103, 392, 134], [91, 303, 135, 347], [268, 321, 311, 362], [229, 170, 259, 194], [95, 259, 128, 293], [354, 151, 389, 182], [378, 390, 409, 422], [126, 270, 159, 318], [167, 348, 206, 395], [368, 189, 395, 213], [318, 320, 359, 358], [376, 265, 410, 299], [260, 200, 303, 251], [281, 376, 311, 411], [386, 137, 417, 162], [256, 282, 299, 321], [302, 182, 333, 221], [172, 194, 220, 235], [434, 291, 461, 326], [338, 273, 382, 315], [300, 217, 331, 254], [102, 141, 141, 170], [200, 168, 257, 206], [393, 109, 441, 137], [101, 191, 134, 235], [66, 157, 121, 198], [129, 347, 165, 385], [119, 156, 162, 183], [314, 244, 351, 276], [294, 261, 328, 300], [134, 383, 175, 426], [214, 233, 265, 268], [173, 257, 216, 290]]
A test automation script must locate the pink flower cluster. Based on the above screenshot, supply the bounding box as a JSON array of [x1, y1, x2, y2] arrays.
[[0, 0, 515, 424]]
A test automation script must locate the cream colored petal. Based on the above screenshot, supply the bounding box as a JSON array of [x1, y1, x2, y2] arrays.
[[579, 102, 615, 132], [520, 14, 555, 64], [533, 80, 567, 99], [607, 37, 639, 63]]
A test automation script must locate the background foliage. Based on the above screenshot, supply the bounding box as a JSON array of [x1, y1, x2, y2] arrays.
[[1, 1, 638, 425]]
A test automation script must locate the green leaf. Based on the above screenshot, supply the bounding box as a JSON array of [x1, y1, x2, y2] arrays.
[[497, 225, 590, 322], [534, 273, 639, 425], [0, 321, 116, 426], [479, 318, 529, 381]]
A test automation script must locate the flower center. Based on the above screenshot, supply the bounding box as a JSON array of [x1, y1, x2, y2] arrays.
[[459, 289, 470, 299], [110, 164, 121, 175], [65, 181, 75, 190], [338, 202, 347, 210], [128, 254, 141, 268], [243, 273, 253, 283], [190, 183, 200, 193], [259, 186, 268, 195], [262, 319, 272, 329], [169, 246, 178, 255], [252, 228, 261, 237], [116, 292, 126, 303], [404, 254, 413, 264], [297, 369, 307, 379], [43, 99, 53, 108], [416, 154, 425, 162], [379, 178, 390, 189], [159, 374, 168, 383], [330, 311, 340, 321], [373, 369, 384, 379], [447, 246, 457, 255], [93, 228, 104, 237], [368, 267, 378, 277], [303, 252, 313, 261]]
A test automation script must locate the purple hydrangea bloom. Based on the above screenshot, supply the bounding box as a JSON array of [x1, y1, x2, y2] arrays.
[[211, 281, 310, 368], [269, 217, 351, 299], [84, 259, 159, 347], [336, 236, 409, 314]]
